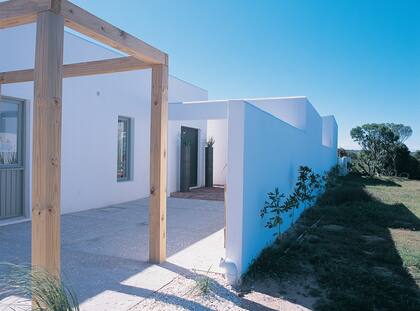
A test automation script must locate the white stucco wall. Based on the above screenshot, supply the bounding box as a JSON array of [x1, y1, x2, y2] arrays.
[[167, 120, 207, 194], [225, 100, 337, 275], [168, 100, 227, 192], [245, 97, 308, 130], [169, 100, 228, 121], [207, 119, 228, 185], [169, 97, 336, 193], [0, 24, 207, 215]]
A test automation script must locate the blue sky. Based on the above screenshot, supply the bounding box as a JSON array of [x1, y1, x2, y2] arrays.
[[72, 0, 420, 150]]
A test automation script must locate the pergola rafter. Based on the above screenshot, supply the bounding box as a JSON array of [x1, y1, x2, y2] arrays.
[[0, 56, 151, 84], [0, 0, 168, 279], [0, 0, 52, 29], [0, 0, 168, 65]]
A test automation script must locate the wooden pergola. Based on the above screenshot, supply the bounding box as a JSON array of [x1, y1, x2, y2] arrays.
[[0, 0, 168, 277]]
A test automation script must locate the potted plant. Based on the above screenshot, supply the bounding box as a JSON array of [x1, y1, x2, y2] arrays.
[[205, 137, 215, 187]]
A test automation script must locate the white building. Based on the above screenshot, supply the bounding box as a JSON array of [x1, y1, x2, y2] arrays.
[[169, 97, 337, 277], [0, 24, 337, 281], [0, 24, 208, 218]]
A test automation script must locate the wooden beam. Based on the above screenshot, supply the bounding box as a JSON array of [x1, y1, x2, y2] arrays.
[[61, 0, 167, 65], [0, 56, 150, 84], [0, 69, 33, 84], [0, 0, 167, 64], [149, 64, 168, 263], [31, 9, 64, 278], [0, 0, 52, 29]]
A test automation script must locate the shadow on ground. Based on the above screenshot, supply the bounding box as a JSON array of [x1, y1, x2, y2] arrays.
[[354, 176, 402, 187], [0, 198, 226, 310], [243, 175, 420, 311], [0, 196, 284, 310]]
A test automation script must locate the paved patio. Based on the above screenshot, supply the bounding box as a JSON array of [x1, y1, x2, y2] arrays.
[[0, 197, 225, 310], [171, 187, 225, 201]]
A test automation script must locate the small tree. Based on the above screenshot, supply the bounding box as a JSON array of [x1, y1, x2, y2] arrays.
[[260, 188, 289, 237], [290, 166, 322, 223], [350, 123, 400, 176], [260, 166, 322, 237]]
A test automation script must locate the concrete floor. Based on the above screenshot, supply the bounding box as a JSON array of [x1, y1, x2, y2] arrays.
[[0, 197, 225, 311], [171, 187, 225, 201]]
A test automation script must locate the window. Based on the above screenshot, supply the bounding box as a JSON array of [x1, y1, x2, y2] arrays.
[[0, 100, 22, 167], [117, 116, 131, 181]]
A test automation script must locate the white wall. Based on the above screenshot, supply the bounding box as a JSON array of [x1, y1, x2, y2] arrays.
[[168, 100, 227, 192], [0, 24, 207, 215], [225, 100, 337, 276], [245, 97, 308, 130], [169, 100, 228, 121], [225, 101, 245, 274], [167, 120, 207, 194], [207, 119, 228, 185]]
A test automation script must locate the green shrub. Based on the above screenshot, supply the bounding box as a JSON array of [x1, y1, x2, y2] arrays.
[[260, 166, 322, 237], [317, 185, 373, 206], [0, 263, 79, 311]]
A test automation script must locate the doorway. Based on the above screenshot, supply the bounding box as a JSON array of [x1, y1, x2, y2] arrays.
[[180, 126, 198, 189], [0, 97, 25, 219]]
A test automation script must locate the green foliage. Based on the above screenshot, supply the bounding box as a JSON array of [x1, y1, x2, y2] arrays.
[[386, 123, 413, 143], [350, 123, 399, 176], [317, 184, 373, 206], [294, 166, 322, 205], [392, 144, 420, 179], [350, 123, 416, 178], [196, 276, 211, 295], [193, 266, 212, 295], [260, 187, 285, 228], [337, 147, 347, 157], [323, 165, 340, 190], [260, 166, 323, 237], [0, 263, 79, 311], [205, 137, 215, 148], [245, 175, 420, 310], [413, 150, 420, 162]]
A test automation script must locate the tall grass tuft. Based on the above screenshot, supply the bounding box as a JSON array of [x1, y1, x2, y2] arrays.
[[0, 262, 79, 311]]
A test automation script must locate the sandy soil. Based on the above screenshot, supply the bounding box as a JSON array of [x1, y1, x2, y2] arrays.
[[130, 270, 316, 311]]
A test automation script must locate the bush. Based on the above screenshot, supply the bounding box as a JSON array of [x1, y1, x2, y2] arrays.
[[0, 263, 79, 311], [393, 145, 420, 179], [317, 185, 373, 206], [260, 166, 322, 237]]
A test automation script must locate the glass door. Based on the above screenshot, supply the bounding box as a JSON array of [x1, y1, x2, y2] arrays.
[[0, 97, 24, 219]]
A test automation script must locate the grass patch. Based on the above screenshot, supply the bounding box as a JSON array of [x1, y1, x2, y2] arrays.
[[244, 175, 420, 310], [192, 267, 213, 296], [195, 275, 211, 295]]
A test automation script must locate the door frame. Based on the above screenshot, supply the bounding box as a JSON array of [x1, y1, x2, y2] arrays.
[[0, 95, 30, 221]]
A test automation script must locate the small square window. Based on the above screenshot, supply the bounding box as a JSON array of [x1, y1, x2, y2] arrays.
[[117, 116, 132, 181]]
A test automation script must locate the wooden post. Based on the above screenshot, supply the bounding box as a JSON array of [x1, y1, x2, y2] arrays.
[[31, 9, 64, 278], [149, 63, 168, 263]]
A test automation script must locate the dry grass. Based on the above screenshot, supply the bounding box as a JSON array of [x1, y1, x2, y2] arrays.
[[244, 175, 420, 310]]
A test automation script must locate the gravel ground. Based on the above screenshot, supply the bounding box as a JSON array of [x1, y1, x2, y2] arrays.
[[129, 270, 313, 311]]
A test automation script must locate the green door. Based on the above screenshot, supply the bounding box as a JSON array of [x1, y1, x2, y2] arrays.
[[181, 126, 198, 188]]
